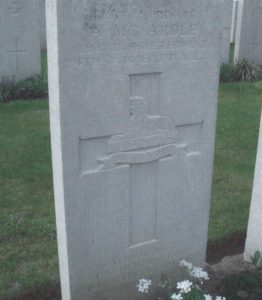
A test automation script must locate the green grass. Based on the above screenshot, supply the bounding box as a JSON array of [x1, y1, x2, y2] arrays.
[[209, 82, 262, 240], [0, 100, 59, 299], [1, 78, 262, 297]]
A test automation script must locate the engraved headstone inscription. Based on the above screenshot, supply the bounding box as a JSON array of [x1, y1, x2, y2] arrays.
[[0, 0, 41, 81], [245, 112, 262, 261], [46, 1, 221, 299], [235, 0, 262, 64]]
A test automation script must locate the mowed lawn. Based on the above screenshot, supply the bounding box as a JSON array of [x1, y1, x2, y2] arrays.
[[0, 100, 58, 299], [209, 83, 262, 240], [0, 82, 262, 299]]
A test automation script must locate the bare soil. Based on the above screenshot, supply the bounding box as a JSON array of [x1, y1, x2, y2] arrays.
[[206, 231, 246, 264]]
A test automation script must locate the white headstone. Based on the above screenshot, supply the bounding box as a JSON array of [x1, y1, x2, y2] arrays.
[[219, 0, 234, 64], [0, 0, 41, 81], [39, 0, 47, 50], [245, 111, 262, 262], [235, 0, 262, 64], [47, 1, 221, 299], [231, 0, 240, 43]]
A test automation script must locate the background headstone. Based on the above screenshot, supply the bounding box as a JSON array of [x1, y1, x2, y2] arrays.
[[0, 0, 41, 81], [245, 111, 262, 261], [47, 1, 221, 299], [231, 0, 240, 43], [218, 0, 234, 64], [39, 0, 47, 50], [235, 0, 262, 64]]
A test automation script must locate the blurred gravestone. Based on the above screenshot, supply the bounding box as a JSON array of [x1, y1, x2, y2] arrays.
[[231, 0, 240, 43], [245, 112, 262, 262], [47, 0, 221, 299], [0, 0, 41, 81], [219, 0, 234, 64], [235, 0, 262, 64], [39, 0, 47, 50]]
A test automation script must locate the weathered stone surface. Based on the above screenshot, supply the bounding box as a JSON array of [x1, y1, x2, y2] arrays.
[[39, 0, 47, 50], [208, 254, 253, 276], [46, 1, 221, 299], [245, 113, 262, 263], [0, 0, 41, 81], [218, 0, 234, 64], [235, 0, 262, 64], [231, 0, 240, 43]]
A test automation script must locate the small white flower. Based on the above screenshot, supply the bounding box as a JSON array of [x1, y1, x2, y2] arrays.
[[171, 293, 183, 300], [194, 283, 201, 290], [204, 295, 213, 300], [216, 297, 226, 300], [179, 259, 193, 270], [137, 278, 152, 293], [189, 266, 209, 281], [176, 280, 193, 294]]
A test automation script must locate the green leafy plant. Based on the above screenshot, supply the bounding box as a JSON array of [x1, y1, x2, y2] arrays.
[[234, 60, 262, 82], [220, 270, 262, 300], [220, 64, 237, 83], [0, 75, 48, 102], [219, 60, 262, 83]]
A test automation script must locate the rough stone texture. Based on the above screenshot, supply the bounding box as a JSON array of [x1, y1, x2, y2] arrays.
[[218, 0, 234, 64], [46, 1, 221, 299], [39, 0, 47, 50], [208, 254, 254, 276], [231, 0, 240, 43], [0, 0, 41, 81], [235, 0, 262, 64], [245, 113, 262, 262]]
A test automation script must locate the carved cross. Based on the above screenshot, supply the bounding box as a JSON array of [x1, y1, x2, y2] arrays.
[[7, 38, 28, 73]]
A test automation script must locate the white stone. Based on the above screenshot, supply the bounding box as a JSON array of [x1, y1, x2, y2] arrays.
[[235, 0, 262, 64], [245, 112, 262, 262], [39, 0, 47, 50], [0, 0, 41, 81], [46, 1, 221, 299], [219, 0, 234, 64], [231, 0, 240, 43]]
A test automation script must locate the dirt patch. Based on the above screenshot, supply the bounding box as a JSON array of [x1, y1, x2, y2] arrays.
[[9, 284, 61, 300], [206, 231, 247, 264]]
